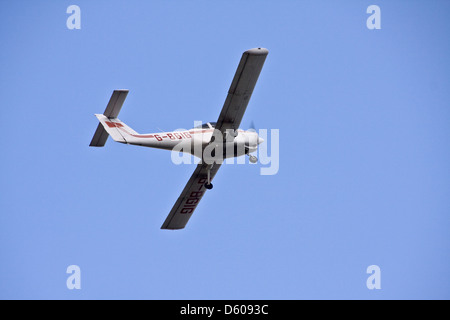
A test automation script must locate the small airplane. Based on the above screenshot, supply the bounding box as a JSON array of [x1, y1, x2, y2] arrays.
[[89, 48, 269, 229]]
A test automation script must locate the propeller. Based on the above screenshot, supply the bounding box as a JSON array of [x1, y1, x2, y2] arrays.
[[245, 120, 263, 163], [249, 121, 264, 145]]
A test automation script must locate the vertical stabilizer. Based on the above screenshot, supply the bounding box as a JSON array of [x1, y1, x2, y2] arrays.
[[89, 89, 129, 147]]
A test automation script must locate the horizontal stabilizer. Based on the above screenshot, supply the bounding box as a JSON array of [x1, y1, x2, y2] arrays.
[[90, 123, 110, 147], [103, 89, 129, 118]]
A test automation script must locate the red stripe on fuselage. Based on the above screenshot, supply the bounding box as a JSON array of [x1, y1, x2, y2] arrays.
[[105, 121, 214, 140]]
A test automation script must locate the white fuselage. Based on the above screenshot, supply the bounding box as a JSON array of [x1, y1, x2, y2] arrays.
[[113, 122, 263, 162]]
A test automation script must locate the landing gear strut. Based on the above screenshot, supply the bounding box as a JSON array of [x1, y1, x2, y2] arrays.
[[204, 164, 214, 189]]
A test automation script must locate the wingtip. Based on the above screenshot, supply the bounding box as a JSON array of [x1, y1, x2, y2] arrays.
[[245, 47, 269, 55], [161, 226, 185, 230]]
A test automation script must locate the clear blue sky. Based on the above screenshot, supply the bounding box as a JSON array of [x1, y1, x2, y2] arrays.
[[1, 0, 449, 299]]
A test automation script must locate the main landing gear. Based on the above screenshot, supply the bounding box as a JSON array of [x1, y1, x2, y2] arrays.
[[205, 182, 213, 190], [204, 164, 214, 190]]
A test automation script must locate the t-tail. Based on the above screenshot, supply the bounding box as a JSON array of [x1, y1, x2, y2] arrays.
[[89, 89, 138, 147]]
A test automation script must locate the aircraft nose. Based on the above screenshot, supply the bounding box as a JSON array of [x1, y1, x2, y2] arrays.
[[257, 136, 264, 145]]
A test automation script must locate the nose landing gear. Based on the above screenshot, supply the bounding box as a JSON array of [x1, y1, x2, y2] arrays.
[[249, 155, 258, 163]]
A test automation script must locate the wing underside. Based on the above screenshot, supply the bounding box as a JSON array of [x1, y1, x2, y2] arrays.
[[161, 163, 222, 229], [215, 48, 268, 136]]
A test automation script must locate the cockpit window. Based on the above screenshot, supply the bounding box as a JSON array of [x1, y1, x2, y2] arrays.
[[194, 122, 216, 129], [195, 123, 210, 129]]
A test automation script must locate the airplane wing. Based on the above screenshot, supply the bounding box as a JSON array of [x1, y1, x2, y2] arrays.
[[161, 48, 268, 230], [215, 48, 268, 136], [161, 162, 222, 229]]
